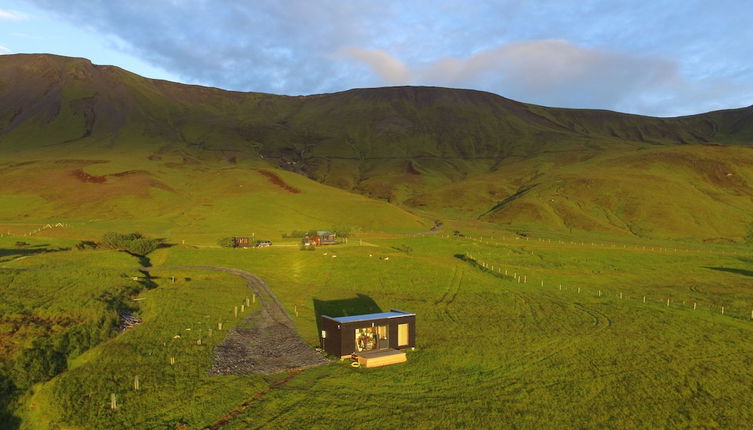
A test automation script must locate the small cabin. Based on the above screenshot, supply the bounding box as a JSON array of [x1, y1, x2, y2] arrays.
[[320, 310, 415, 367], [233, 237, 251, 248], [302, 231, 338, 246]]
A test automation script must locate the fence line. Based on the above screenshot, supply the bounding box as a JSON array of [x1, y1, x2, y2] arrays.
[[461, 253, 753, 323]]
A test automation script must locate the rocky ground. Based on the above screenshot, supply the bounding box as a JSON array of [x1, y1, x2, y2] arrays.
[[142, 265, 327, 374]]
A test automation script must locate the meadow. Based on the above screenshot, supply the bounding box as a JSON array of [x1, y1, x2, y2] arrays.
[[3, 228, 751, 428], [3, 53, 753, 429]]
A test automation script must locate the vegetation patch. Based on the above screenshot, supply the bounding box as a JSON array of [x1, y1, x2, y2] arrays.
[[71, 168, 106, 183], [100, 232, 164, 257], [258, 169, 301, 194]]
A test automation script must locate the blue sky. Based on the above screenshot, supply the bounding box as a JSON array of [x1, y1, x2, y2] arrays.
[[1, 0, 752, 117]]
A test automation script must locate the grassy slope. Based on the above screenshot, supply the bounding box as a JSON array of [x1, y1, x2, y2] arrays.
[[0, 238, 145, 429], [167, 237, 753, 429], [409, 144, 753, 240], [23, 269, 264, 429], [2, 54, 753, 240], [14, 232, 752, 428], [0, 158, 428, 242], [2, 53, 753, 429]]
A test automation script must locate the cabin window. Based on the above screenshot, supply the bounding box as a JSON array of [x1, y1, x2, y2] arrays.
[[355, 326, 389, 351], [398, 323, 409, 346]]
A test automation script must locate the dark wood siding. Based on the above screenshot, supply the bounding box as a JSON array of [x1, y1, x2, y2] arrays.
[[322, 314, 415, 357], [321, 317, 342, 357]]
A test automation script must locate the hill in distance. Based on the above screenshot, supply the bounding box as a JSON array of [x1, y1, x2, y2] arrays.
[[1, 53, 752, 241]]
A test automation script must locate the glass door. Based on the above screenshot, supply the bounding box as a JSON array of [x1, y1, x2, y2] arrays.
[[355, 327, 377, 352], [355, 326, 389, 352], [376, 325, 389, 349]]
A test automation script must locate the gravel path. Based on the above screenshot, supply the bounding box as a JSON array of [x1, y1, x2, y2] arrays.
[[142, 265, 327, 374]]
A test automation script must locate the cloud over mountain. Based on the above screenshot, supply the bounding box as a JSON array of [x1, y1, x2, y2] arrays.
[[20, 0, 753, 116]]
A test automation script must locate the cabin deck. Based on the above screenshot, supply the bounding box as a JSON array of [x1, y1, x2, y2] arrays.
[[354, 349, 407, 368]]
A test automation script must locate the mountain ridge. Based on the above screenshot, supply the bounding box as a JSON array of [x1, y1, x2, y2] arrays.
[[1, 53, 752, 240]]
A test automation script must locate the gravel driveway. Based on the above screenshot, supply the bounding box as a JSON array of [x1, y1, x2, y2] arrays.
[[142, 265, 327, 374]]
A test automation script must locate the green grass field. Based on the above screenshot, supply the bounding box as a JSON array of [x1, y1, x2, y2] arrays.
[[3, 54, 753, 429], [4, 229, 751, 428]]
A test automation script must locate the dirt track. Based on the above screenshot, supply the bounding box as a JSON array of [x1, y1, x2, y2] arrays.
[[142, 265, 327, 374]]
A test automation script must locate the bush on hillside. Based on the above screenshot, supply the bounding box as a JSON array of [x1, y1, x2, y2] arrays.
[[75, 240, 97, 250], [218, 237, 236, 248], [12, 338, 67, 388], [127, 238, 161, 256], [100, 232, 162, 256], [282, 230, 310, 239], [10, 311, 119, 390], [392, 244, 413, 255]]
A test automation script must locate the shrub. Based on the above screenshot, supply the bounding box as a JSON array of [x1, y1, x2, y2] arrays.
[[218, 237, 236, 248], [12, 339, 67, 388], [393, 244, 413, 255], [127, 238, 161, 256], [100, 232, 162, 256], [75, 241, 97, 250]]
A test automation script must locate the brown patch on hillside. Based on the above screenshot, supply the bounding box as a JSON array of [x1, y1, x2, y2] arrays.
[[110, 170, 143, 177], [0, 162, 177, 219], [72, 168, 106, 183], [0, 313, 80, 359], [258, 169, 301, 193], [405, 160, 421, 175]]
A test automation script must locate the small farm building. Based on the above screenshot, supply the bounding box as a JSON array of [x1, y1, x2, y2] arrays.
[[320, 310, 415, 367], [233, 237, 251, 248], [303, 231, 338, 246]]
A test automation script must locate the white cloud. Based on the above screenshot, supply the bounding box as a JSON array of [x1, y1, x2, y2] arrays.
[[337, 46, 410, 85], [0, 9, 26, 20], [340, 39, 710, 115], [20, 0, 753, 115], [420, 40, 680, 109], [0, 44, 12, 54]]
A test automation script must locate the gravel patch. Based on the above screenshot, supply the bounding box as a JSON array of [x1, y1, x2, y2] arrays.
[[142, 265, 327, 374]]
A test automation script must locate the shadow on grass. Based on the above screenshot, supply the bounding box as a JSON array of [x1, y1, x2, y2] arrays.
[[0, 246, 69, 263], [0, 409, 20, 430], [0, 374, 20, 430], [705, 267, 753, 277], [312, 294, 382, 338]]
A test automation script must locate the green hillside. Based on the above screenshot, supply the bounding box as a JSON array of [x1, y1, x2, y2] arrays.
[[3, 53, 753, 429], [1, 53, 753, 240], [0, 157, 427, 241]]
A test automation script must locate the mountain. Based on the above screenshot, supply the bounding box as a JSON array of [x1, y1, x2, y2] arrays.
[[1, 53, 752, 240]]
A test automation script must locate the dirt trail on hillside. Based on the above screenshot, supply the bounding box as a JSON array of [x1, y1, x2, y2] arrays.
[[142, 265, 327, 374]]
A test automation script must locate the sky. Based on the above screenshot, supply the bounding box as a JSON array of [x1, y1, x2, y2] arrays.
[[0, 0, 752, 117]]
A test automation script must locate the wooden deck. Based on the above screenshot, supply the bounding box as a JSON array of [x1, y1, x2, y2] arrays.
[[355, 349, 407, 368]]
